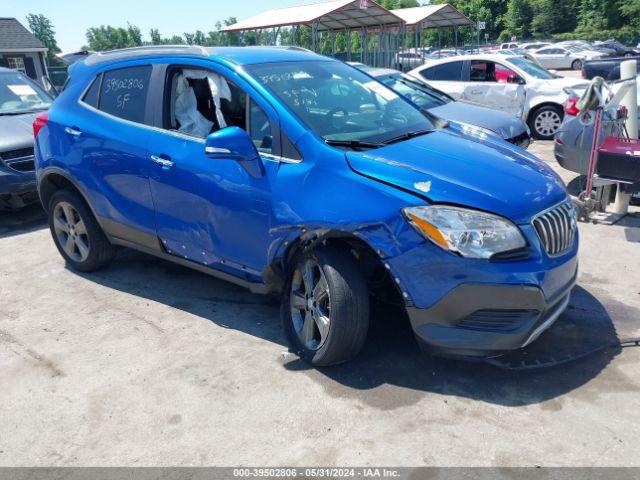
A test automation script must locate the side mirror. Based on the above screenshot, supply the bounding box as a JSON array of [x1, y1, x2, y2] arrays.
[[205, 126, 260, 162], [205, 126, 264, 178]]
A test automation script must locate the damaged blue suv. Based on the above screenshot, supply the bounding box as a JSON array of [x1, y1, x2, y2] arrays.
[[34, 46, 578, 365]]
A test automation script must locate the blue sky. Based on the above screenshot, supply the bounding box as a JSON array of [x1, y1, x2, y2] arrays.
[[5, 0, 305, 51]]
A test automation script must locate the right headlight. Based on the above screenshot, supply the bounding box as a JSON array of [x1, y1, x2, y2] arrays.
[[403, 205, 526, 259]]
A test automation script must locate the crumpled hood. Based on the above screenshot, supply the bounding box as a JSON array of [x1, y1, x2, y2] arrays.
[[430, 101, 527, 140], [346, 128, 567, 224], [0, 112, 39, 152]]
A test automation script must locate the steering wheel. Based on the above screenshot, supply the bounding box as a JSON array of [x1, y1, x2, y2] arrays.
[[382, 106, 409, 129], [326, 107, 349, 130]]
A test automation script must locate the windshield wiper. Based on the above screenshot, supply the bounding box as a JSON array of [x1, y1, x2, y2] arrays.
[[325, 139, 384, 150], [382, 129, 434, 145]]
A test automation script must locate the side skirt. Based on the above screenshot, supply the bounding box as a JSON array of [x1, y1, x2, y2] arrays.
[[99, 217, 270, 295]]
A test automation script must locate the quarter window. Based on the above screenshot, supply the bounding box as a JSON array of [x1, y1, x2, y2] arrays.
[[97, 66, 152, 123], [420, 61, 463, 81], [82, 74, 101, 108]]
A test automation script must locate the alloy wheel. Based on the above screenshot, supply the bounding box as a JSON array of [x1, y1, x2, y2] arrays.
[[53, 201, 90, 262], [534, 110, 562, 138], [290, 259, 331, 351]]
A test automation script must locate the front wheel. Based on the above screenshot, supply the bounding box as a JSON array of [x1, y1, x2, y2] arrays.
[[281, 246, 369, 366], [529, 105, 563, 140], [571, 59, 583, 70]]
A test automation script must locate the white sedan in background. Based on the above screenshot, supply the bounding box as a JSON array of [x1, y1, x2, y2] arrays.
[[531, 45, 603, 70], [408, 54, 588, 139]]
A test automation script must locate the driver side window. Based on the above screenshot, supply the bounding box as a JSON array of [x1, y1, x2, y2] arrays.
[[164, 66, 273, 155]]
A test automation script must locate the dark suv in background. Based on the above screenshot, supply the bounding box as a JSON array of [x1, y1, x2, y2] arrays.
[[0, 67, 53, 209]]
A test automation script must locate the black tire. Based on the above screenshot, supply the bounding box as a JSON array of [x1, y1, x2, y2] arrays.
[[48, 189, 116, 272], [281, 245, 369, 366], [529, 105, 563, 140], [571, 59, 582, 70]]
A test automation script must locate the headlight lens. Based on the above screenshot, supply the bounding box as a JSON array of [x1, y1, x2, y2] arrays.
[[403, 205, 526, 259]]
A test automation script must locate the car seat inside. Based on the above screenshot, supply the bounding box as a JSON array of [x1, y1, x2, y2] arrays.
[[170, 68, 246, 138]]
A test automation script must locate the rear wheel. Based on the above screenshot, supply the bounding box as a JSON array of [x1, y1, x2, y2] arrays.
[[281, 246, 369, 366], [48, 190, 115, 272], [530, 105, 563, 140], [571, 59, 583, 70]]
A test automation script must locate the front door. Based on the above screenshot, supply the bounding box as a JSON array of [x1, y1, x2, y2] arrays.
[[462, 60, 526, 117], [145, 62, 277, 279]]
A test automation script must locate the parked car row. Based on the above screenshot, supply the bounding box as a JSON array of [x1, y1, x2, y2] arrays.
[[408, 54, 588, 139], [31, 45, 578, 366], [354, 64, 531, 148]]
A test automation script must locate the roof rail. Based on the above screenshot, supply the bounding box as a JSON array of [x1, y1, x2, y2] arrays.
[[84, 45, 210, 66]]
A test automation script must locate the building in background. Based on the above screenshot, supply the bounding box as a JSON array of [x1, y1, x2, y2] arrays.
[[0, 18, 49, 85]]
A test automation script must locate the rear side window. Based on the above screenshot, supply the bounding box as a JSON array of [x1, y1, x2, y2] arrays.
[[420, 61, 463, 81], [82, 66, 152, 124]]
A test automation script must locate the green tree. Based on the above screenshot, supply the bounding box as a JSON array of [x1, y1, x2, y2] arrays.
[[620, 0, 640, 27], [149, 28, 162, 45], [26, 13, 60, 63], [86, 25, 143, 51], [502, 0, 533, 40]]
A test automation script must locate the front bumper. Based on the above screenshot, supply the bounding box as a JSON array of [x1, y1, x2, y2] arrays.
[[387, 220, 579, 356], [406, 276, 575, 355], [0, 167, 38, 209]]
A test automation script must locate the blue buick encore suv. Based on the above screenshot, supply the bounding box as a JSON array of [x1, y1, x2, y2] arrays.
[[34, 46, 579, 365]]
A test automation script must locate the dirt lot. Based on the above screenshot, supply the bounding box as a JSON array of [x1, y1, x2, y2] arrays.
[[1, 140, 639, 467]]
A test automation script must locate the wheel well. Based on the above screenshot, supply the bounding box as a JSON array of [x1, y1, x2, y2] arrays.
[[277, 231, 404, 306], [39, 173, 80, 212], [527, 102, 564, 125]]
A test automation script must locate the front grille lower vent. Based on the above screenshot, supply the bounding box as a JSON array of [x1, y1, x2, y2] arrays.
[[457, 309, 540, 333], [0, 147, 34, 161], [7, 159, 35, 172], [532, 201, 577, 257]]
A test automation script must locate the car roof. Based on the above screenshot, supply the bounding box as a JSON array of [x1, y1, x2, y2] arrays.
[[82, 45, 326, 68]]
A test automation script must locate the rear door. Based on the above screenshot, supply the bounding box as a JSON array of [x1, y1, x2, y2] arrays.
[[535, 48, 565, 69], [414, 60, 465, 99], [461, 60, 525, 117], [61, 64, 158, 245]]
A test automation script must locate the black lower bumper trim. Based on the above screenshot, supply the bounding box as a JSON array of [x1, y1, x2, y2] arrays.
[[407, 277, 577, 354]]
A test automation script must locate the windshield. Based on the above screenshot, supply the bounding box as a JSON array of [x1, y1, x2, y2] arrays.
[[379, 74, 450, 110], [507, 57, 559, 79], [248, 61, 435, 146], [0, 71, 53, 115]]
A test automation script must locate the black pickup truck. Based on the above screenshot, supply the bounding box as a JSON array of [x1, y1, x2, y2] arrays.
[[582, 57, 640, 80]]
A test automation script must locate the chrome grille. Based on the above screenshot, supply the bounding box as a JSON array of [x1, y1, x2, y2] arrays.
[[532, 201, 577, 257]]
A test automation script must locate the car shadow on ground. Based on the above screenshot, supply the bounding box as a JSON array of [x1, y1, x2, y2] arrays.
[[284, 285, 632, 407], [0, 204, 47, 239], [75, 248, 633, 408]]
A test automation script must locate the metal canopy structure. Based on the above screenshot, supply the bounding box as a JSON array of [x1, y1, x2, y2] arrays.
[[221, 0, 475, 68], [221, 0, 403, 33], [390, 4, 473, 30]]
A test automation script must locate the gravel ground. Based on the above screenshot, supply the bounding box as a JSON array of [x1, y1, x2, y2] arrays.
[[1, 139, 639, 467]]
